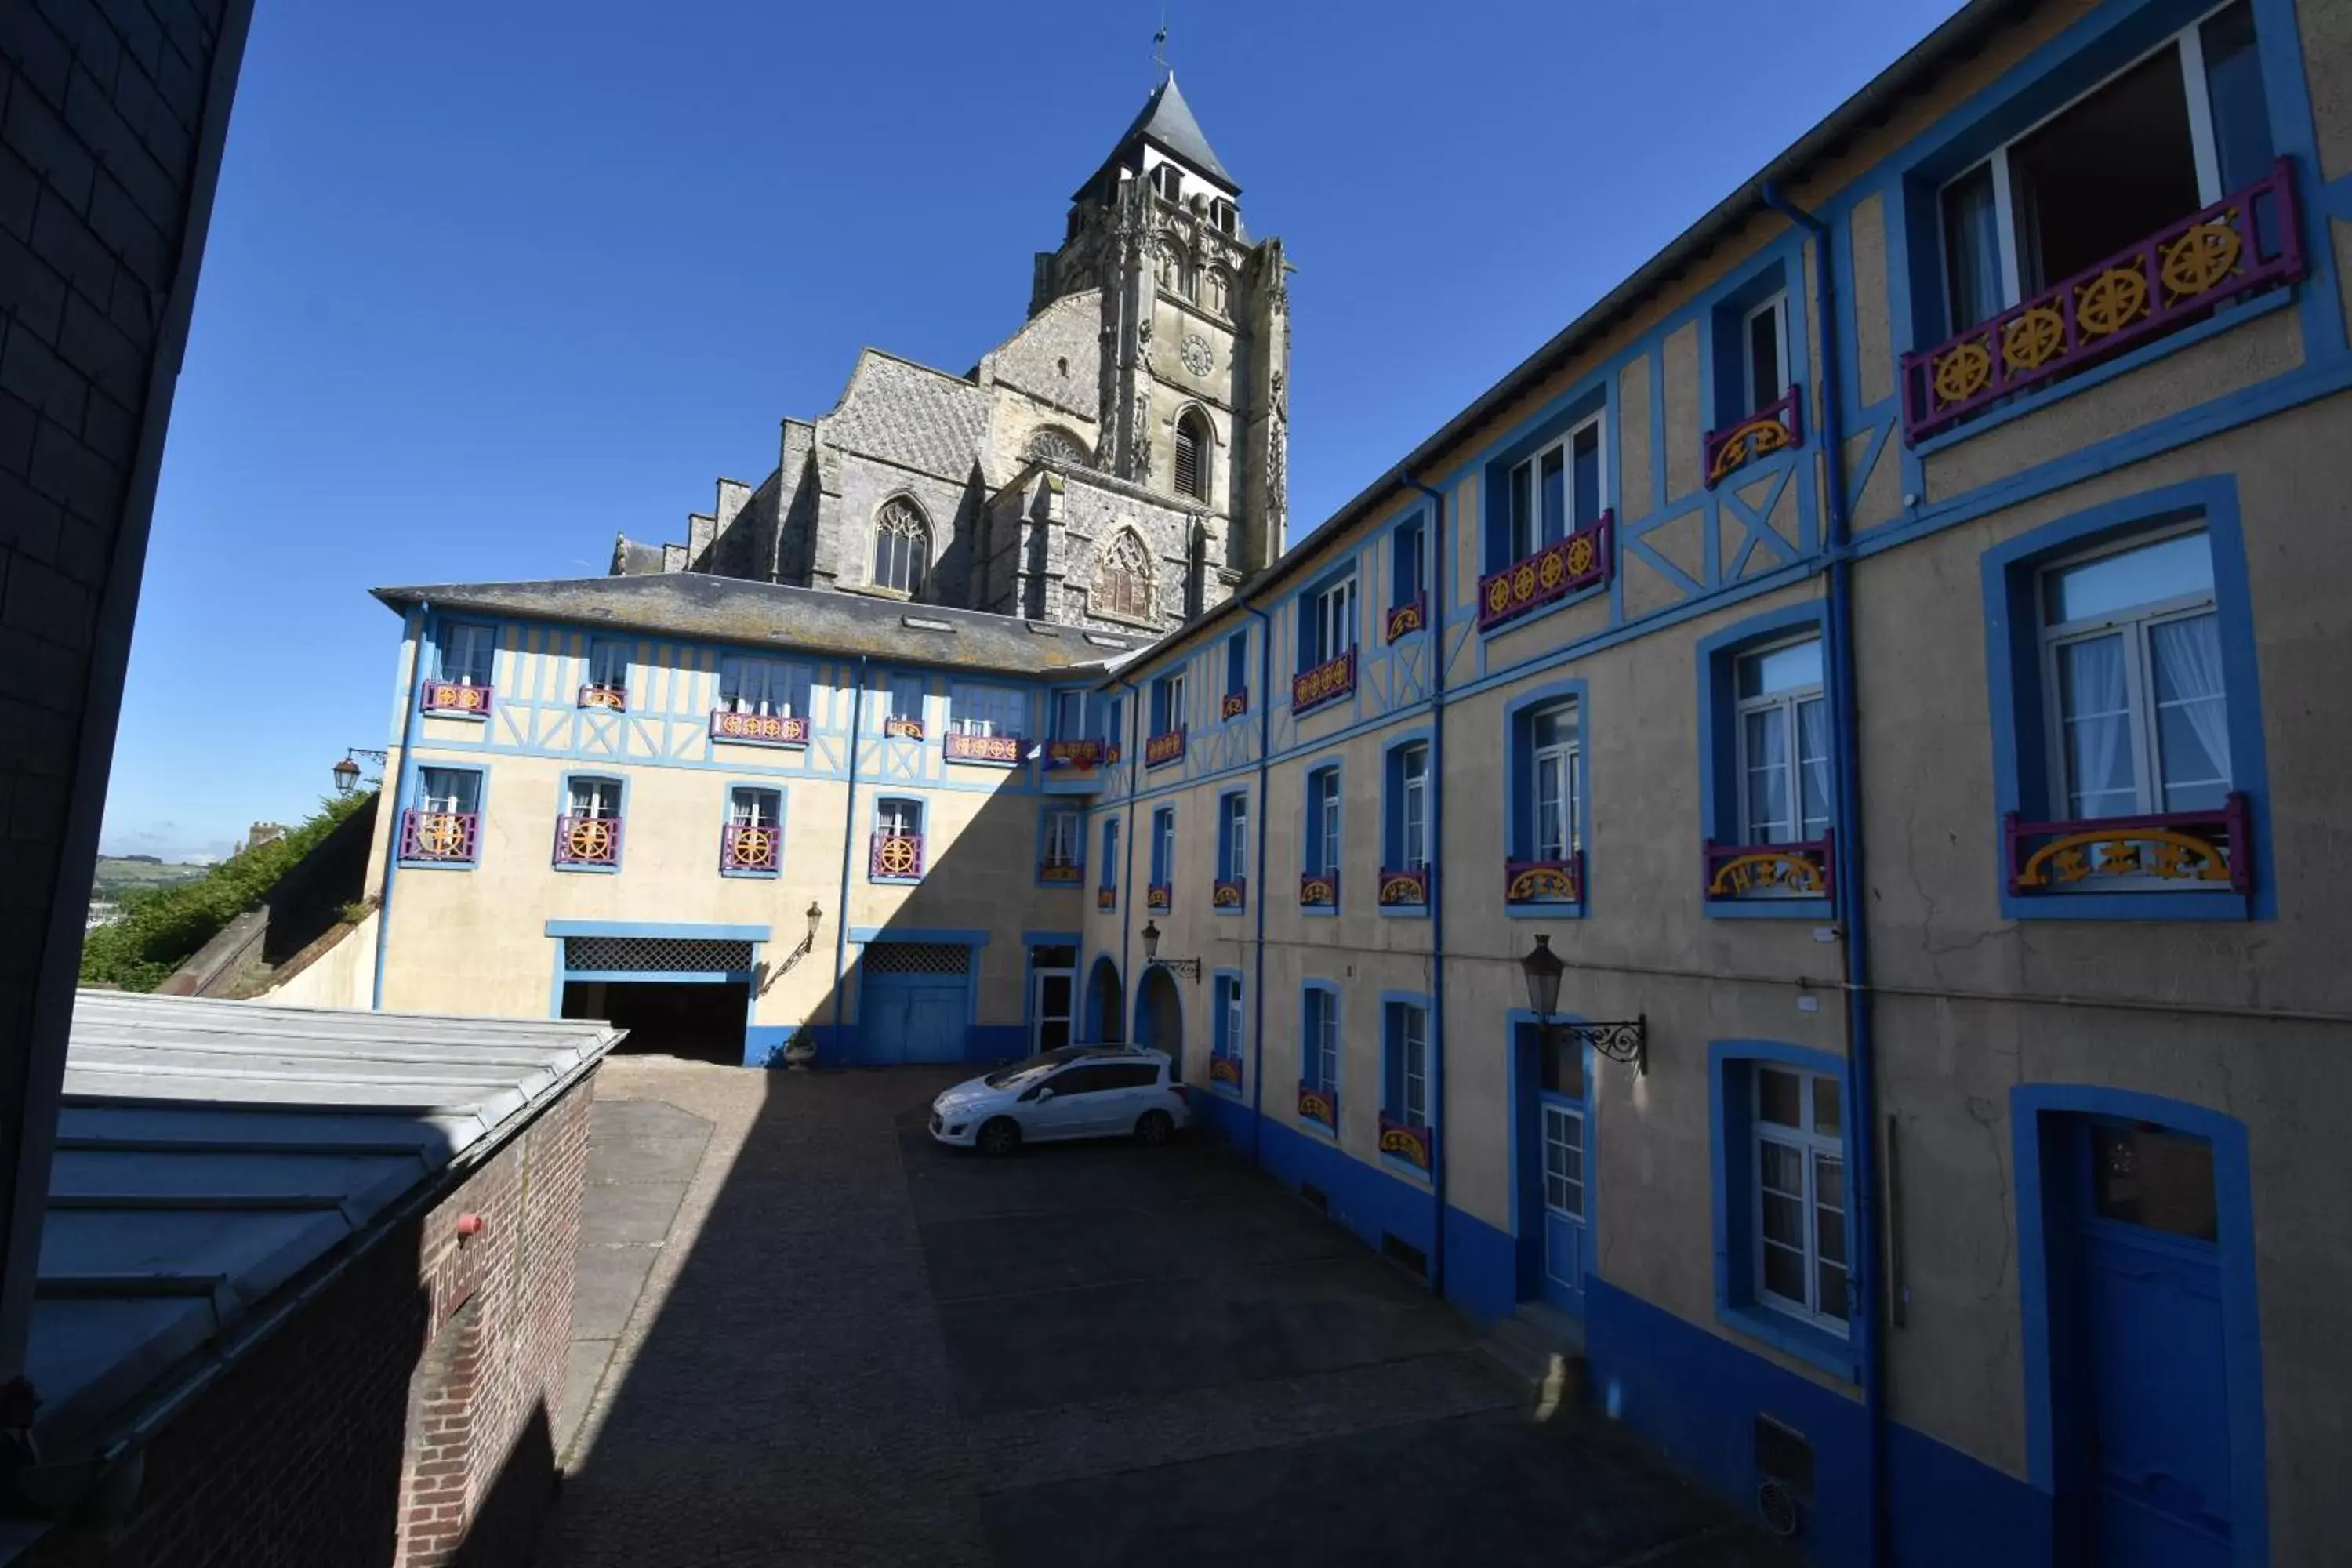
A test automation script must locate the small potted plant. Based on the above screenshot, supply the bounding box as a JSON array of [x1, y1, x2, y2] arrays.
[[779, 1029, 818, 1072]]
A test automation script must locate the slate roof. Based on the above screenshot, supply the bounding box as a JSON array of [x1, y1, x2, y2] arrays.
[[24, 993, 619, 1463], [818, 350, 993, 481], [1087, 71, 1236, 194], [372, 572, 1142, 676]]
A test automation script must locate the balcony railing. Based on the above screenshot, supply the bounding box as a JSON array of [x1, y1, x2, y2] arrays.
[[1377, 1112, 1433, 1173], [1096, 884, 1118, 912], [399, 808, 478, 865], [1144, 728, 1186, 769], [1385, 596, 1427, 644], [870, 832, 924, 881], [1703, 834, 1835, 903], [720, 821, 780, 874], [1292, 647, 1356, 714], [2006, 793, 2250, 896], [1378, 866, 1430, 909], [1297, 1083, 1338, 1132], [419, 680, 492, 719], [1477, 513, 1613, 633], [1212, 877, 1247, 910], [1210, 1054, 1243, 1092], [884, 715, 925, 741], [554, 815, 622, 869], [1047, 739, 1104, 771], [1504, 854, 1582, 906], [944, 730, 1023, 764], [578, 683, 626, 711], [710, 710, 809, 746], [1039, 860, 1084, 885], [1145, 881, 1172, 913], [1221, 689, 1248, 721], [1901, 158, 2305, 445], [1299, 870, 1338, 909], [1705, 386, 1803, 488]]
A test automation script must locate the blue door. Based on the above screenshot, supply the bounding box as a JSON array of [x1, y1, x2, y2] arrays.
[[1515, 1023, 1590, 1316], [2070, 1119, 2235, 1567], [858, 949, 970, 1065]]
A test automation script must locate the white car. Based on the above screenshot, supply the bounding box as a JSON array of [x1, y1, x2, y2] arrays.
[[929, 1045, 1190, 1156]]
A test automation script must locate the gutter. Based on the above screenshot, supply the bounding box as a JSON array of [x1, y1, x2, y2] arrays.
[[1239, 597, 1273, 1164], [830, 655, 869, 1058], [1112, 676, 1142, 1041], [372, 601, 431, 1011], [1402, 474, 1449, 1301], [1760, 180, 1885, 1567]]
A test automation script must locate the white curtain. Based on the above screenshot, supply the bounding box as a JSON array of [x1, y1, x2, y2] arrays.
[[2151, 614, 2231, 796], [1798, 696, 1833, 839], [1746, 709, 1790, 843], [2060, 636, 2132, 818]]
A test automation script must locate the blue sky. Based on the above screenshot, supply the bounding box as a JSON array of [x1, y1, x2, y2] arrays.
[[103, 0, 1962, 862]]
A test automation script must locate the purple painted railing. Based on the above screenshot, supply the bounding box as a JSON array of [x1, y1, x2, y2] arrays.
[[870, 833, 924, 880], [554, 815, 622, 868], [1703, 834, 1835, 902], [579, 684, 626, 711], [721, 822, 779, 874], [1210, 1054, 1243, 1091], [1296, 1083, 1338, 1132], [1047, 739, 1103, 771], [1476, 514, 1613, 633], [2005, 793, 2250, 895], [1504, 855, 1581, 906], [1704, 387, 1803, 488], [399, 809, 478, 865], [1213, 878, 1247, 910], [1145, 881, 1172, 913], [1385, 596, 1427, 644], [1298, 870, 1338, 909], [1377, 866, 1430, 908], [710, 710, 809, 746], [1291, 647, 1356, 714], [1220, 689, 1248, 720], [1038, 861, 1084, 885], [1377, 1112, 1433, 1172], [1144, 729, 1186, 769], [944, 731, 1024, 764], [419, 681, 493, 719]]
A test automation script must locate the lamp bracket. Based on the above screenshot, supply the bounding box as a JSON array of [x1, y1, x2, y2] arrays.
[[1149, 957, 1203, 982], [1541, 1014, 1648, 1076]]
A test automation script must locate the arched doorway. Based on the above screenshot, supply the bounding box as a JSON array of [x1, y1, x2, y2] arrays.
[[1134, 966, 1184, 1078], [1083, 956, 1123, 1044]]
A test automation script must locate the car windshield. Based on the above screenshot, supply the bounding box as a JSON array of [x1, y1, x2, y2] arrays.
[[982, 1047, 1094, 1088]]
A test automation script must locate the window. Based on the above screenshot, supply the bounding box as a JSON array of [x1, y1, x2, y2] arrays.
[[567, 775, 622, 819], [878, 797, 922, 837], [719, 657, 811, 718], [728, 786, 779, 826], [878, 673, 926, 733], [1204, 262, 1232, 314], [1741, 293, 1788, 419], [2040, 529, 2225, 819], [1101, 818, 1120, 890], [1386, 742, 1430, 872], [1751, 1063, 1849, 1334], [873, 499, 930, 597], [437, 622, 495, 688], [1052, 689, 1087, 739], [950, 684, 1028, 739], [1301, 574, 1356, 668], [724, 785, 782, 874], [1305, 765, 1341, 880], [1043, 807, 1083, 871], [586, 640, 630, 699], [1151, 162, 1183, 203], [1094, 530, 1154, 623], [1151, 807, 1176, 884], [1736, 639, 1831, 845], [1151, 670, 1187, 735], [418, 766, 481, 816], [557, 775, 623, 869], [1384, 1000, 1429, 1131], [1210, 199, 1236, 237], [1097, 693, 1125, 750], [1504, 413, 1605, 566], [1938, 2, 2271, 333], [1213, 973, 1244, 1084], [1174, 409, 1210, 501], [1305, 988, 1340, 1096], [1225, 630, 1248, 699], [1519, 700, 1581, 863], [1392, 515, 1425, 610], [1218, 793, 1248, 885]]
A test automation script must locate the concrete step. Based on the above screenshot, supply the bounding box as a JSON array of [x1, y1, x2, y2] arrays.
[[1479, 1301, 1588, 1413]]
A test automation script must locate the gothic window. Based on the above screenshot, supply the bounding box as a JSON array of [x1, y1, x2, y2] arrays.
[[1094, 529, 1154, 623], [873, 499, 930, 597], [1027, 427, 1089, 468], [1152, 238, 1181, 293], [1173, 409, 1211, 502], [1205, 265, 1232, 317]]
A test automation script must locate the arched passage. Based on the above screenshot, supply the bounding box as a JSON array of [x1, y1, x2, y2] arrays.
[[1083, 955, 1124, 1044], [1134, 965, 1184, 1077]]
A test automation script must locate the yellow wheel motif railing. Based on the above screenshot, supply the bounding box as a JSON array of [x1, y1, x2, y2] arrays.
[[2159, 219, 2241, 301], [2074, 267, 2147, 338], [1931, 340, 1992, 407], [416, 814, 466, 856], [568, 819, 615, 860], [2001, 306, 2067, 372]]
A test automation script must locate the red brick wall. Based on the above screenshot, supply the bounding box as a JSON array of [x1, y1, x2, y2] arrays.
[[23, 1069, 597, 1568]]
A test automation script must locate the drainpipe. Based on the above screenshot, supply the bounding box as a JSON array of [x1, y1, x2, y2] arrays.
[[1403, 473, 1450, 1302], [1761, 180, 1884, 1567], [1112, 675, 1142, 1044], [1240, 598, 1274, 1167], [371, 601, 430, 1011], [830, 655, 869, 1057]]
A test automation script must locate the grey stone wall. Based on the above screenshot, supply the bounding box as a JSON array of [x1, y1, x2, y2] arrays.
[[0, 0, 252, 1374]]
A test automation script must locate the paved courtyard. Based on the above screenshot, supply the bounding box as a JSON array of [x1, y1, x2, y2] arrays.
[[538, 1057, 1796, 1566]]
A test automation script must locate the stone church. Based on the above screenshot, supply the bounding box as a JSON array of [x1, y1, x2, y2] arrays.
[[612, 73, 1290, 637]]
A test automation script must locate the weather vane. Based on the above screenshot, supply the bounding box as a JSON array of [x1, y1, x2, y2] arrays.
[[1153, 9, 1168, 71]]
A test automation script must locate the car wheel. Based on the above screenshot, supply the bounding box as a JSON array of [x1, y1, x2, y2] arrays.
[[976, 1117, 1022, 1157], [1134, 1109, 1174, 1147]]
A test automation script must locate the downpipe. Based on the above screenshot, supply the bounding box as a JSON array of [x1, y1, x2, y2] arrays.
[[371, 601, 430, 1011], [830, 655, 869, 1058], [1113, 676, 1142, 1044], [1241, 599, 1274, 1166], [1403, 473, 1450, 1301]]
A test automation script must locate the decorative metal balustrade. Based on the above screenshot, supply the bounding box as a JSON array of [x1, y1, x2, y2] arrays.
[[710, 710, 809, 746], [1377, 1112, 1433, 1173], [1212, 877, 1247, 910], [869, 832, 924, 881], [1291, 648, 1356, 714], [1504, 855, 1582, 906], [554, 815, 622, 869], [578, 684, 626, 711], [2005, 793, 2250, 896], [1220, 689, 1248, 720], [1299, 870, 1338, 909], [398, 808, 478, 865], [1476, 513, 1613, 633], [1703, 835, 1835, 903], [1145, 881, 1172, 913], [1378, 866, 1431, 909], [1901, 159, 2305, 445], [1385, 596, 1427, 644], [1046, 739, 1103, 771], [720, 822, 780, 874], [419, 681, 493, 718], [1096, 884, 1118, 913], [1038, 859, 1085, 885], [884, 715, 925, 741], [1296, 1083, 1338, 1132], [1704, 386, 1804, 488], [1144, 728, 1186, 768], [944, 730, 1024, 764], [1210, 1054, 1243, 1091]]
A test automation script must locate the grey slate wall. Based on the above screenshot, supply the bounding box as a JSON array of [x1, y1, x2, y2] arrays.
[[0, 0, 252, 1376]]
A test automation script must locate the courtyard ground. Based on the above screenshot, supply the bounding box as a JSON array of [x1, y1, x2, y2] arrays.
[[538, 1056, 1798, 1566]]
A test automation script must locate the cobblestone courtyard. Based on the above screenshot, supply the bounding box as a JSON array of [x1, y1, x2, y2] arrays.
[[537, 1058, 1795, 1566]]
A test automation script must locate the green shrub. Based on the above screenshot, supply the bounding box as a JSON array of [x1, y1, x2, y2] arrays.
[[79, 793, 376, 992]]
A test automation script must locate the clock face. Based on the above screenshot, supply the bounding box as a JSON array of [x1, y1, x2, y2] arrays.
[[1180, 333, 1214, 376]]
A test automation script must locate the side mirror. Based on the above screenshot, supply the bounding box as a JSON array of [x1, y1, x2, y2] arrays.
[[1035, 1086, 1055, 1102]]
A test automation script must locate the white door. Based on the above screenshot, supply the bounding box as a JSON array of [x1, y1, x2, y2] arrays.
[[1033, 968, 1076, 1053]]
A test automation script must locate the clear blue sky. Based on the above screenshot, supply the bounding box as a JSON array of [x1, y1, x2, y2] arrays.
[[103, 0, 1962, 862]]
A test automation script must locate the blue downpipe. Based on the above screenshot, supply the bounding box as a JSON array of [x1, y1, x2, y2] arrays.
[[830, 655, 869, 1056], [1113, 676, 1141, 1044], [1241, 599, 1274, 1164], [371, 601, 430, 1011], [1403, 474, 1450, 1300]]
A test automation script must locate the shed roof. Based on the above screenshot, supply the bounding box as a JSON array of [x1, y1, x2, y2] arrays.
[[372, 571, 1142, 677], [24, 993, 619, 1461]]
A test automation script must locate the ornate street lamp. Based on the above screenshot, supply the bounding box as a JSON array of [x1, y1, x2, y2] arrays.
[[1139, 919, 1200, 982], [1519, 933, 1649, 1075], [332, 747, 387, 797]]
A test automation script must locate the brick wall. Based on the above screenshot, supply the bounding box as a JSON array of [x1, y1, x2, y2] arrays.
[[0, 0, 252, 1374], [21, 1071, 598, 1568]]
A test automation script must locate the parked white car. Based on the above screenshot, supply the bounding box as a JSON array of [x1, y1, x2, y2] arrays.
[[929, 1045, 1189, 1156]]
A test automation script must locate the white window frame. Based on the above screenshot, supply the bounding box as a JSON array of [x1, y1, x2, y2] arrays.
[[1733, 639, 1830, 847], [418, 766, 481, 815], [728, 786, 780, 827], [1935, 6, 2236, 325], [1542, 1102, 1585, 1221], [1751, 1063, 1850, 1337], [1153, 808, 1176, 881], [949, 684, 1028, 739], [2036, 526, 2224, 822], [1504, 410, 1607, 565], [1310, 990, 1340, 1095], [1740, 292, 1789, 418], [1393, 1003, 1428, 1130], [720, 657, 809, 719], [1310, 767, 1341, 877], [1218, 975, 1244, 1060], [567, 775, 622, 820], [438, 622, 496, 688], [877, 797, 923, 838], [1044, 808, 1082, 869], [1530, 701, 1581, 864], [1398, 742, 1429, 870], [1308, 576, 1356, 666], [1222, 795, 1249, 882]]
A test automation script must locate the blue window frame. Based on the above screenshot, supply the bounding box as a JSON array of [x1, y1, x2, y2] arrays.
[[1150, 670, 1186, 734], [1040, 805, 1083, 881], [1982, 479, 2270, 920], [1303, 763, 1341, 902], [586, 638, 631, 699], [1211, 971, 1244, 1093], [719, 655, 811, 718], [1151, 807, 1175, 885], [1215, 790, 1248, 905], [1383, 739, 1430, 871], [436, 620, 496, 688], [1391, 513, 1425, 610], [1297, 570, 1356, 670], [1710, 260, 1794, 427], [1710, 1040, 1859, 1379], [1052, 688, 1086, 739], [721, 783, 785, 878], [1381, 996, 1431, 1132], [1098, 694, 1125, 747], [871, 796, 924, 884], [1225, 630, 1248, 699], [1697, 608, 1835, 920], [555, 771, 628, 874], [1099, 818, 1120, 891], [1302, 983, 1341, 1098], [877, 672, 927, 732], [1503, 679, 1589, 915]]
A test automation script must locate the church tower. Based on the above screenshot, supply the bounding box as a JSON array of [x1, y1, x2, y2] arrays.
[[1033, 74, 1290, 586]]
